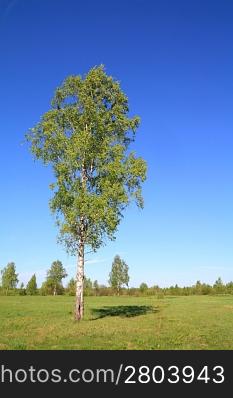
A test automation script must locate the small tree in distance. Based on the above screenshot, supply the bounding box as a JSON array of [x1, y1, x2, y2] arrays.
[[1, 262, 18, 295], [46, 260, 67, 295], [93, 280, 99, 295], [213, 277, 224, 294], [139, 282, 148, 293], [67, 278, 76, 296], [26, 274, 37, 295], [19, 282, 26, 296], [109, 255, 129, 295]]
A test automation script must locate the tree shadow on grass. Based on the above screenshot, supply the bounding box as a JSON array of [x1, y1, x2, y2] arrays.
[[91, 305, 159, 320]]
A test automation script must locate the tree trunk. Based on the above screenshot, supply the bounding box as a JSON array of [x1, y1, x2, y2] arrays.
[[75, 240, 84, 320], [75, 164, 87, 321]]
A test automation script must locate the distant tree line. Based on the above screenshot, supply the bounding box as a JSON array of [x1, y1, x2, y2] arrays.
[[1, 259, 233, 296]]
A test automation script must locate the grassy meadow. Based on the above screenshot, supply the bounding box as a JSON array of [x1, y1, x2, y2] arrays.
[[0, 295, 232, 350]]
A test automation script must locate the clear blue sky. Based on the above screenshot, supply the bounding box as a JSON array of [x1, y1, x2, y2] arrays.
[[0, 0, 232, 288]]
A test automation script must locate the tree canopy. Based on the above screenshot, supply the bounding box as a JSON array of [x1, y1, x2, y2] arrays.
[[1, 262, 18, 294], [109, 255, 130, 293], [46, 260, 67, 295], [26, 274, 37, 295], [26, 65, 147, 255]]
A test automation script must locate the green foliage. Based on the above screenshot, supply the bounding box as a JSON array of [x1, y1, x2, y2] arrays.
[[93, 280, 99, 295], [84, 276, 92, 290], [139, 282, 148, 293], [213, 277, 224, 294], [26, 65, 147, 254], [19, 283, 26, 296], [83, 276, 93, 296], [67, 276, 93, 296], [226, 282, 233, 294], [26, 274, 37, 295], [108, 255, 130, 293], [40, 279, 64, 296], [1, 262, 18, 295], [67, 278, 76, 296], [46, 260, 67, 295], [195, 280, 202, 294]]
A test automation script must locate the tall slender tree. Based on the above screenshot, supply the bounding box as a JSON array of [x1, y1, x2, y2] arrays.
[[46, 260, 67, 295], [1, 262, 18, 295], [109, 255, 130, 295], [26, 65, 147, 320], [26, 274, 38, 295]]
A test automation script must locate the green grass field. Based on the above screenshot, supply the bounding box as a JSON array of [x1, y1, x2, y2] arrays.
[[0, 295, 232, 350]]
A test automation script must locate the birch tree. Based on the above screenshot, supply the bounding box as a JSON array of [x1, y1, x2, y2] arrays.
[[46, 260, 67, 296], [26, 274, 38, 295], [1, 262, 18, 295], [109, 255, 130, 295], [26, 65, 147, 320]]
